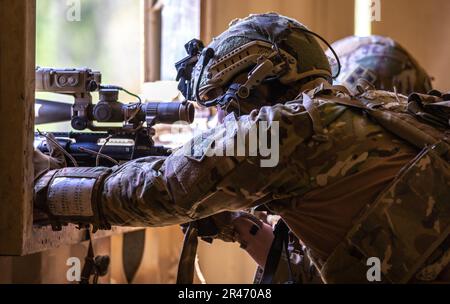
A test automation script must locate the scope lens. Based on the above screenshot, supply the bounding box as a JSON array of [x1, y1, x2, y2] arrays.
[[145, 102, 195, 124]]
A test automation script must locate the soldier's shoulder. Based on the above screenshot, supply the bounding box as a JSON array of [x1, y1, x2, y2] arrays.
[[249, 101, 308, 122], [361, 89, 408, 107], [316, 87, 409, 112]]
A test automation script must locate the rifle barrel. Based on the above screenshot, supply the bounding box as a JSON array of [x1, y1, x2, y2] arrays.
[[35, 99, 72, 124]]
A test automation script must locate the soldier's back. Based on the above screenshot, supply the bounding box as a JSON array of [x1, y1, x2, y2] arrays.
[[268, 89, 418, 261], [269, 87, 450, 283]]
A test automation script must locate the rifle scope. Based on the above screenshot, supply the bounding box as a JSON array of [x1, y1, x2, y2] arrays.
[[91, 89, 195, 127]]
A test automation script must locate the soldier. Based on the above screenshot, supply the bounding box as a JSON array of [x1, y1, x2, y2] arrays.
[[326, 35, 433, 95], [34, 13, 450, 283], [273, 35, 438, 284]]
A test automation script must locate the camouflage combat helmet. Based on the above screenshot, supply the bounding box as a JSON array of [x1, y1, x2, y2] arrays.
[[327, 35, 432, 95], [189, 13, 334, 113]]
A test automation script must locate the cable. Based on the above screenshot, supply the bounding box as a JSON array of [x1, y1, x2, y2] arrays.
[[195, 48, 215, 105], [100, 85, 142, 104], [37, 130, 79, 167], [121, 88, 142, 104], [298, 28, 342, 79], [393, 85, 401, 103], [194, 254, 207, 284], [96, 135, 113, 167], [100, 84, 142, 123], [78, 147, 119, 165]]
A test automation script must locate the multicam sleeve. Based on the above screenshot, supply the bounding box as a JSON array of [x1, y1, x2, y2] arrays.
[[101, 103, 315, 227]]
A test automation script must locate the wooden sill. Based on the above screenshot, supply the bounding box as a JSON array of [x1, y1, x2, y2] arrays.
[[23, 225, 142, 255]]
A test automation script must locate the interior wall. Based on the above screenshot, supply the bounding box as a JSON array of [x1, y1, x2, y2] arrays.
[[372, 0, 450, 91], [201, 0, 355, 44], [197, 241, 257, 284], [109, 227, 257, 284], [110, 227, 184, 284]]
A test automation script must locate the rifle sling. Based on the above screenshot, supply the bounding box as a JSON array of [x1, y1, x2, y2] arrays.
[[260, 219, 292, 284], [176, 222, 199, 284]]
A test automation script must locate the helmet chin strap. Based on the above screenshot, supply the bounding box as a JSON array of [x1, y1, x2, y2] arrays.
[[206, 82, 271, 118], [204, 83, 242, 108]]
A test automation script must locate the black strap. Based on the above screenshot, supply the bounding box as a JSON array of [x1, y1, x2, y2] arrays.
[[176, 223, 199, 284], [260, 220, 292, 284], [79, 229, 110, 284], [284, 232, 295, 284], [80, 230, 95, 284]]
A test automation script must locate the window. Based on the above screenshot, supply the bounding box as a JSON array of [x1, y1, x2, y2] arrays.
[[36, 0, 142, 132], [143, 0, 213, 149], [160, 0, 201, 80]]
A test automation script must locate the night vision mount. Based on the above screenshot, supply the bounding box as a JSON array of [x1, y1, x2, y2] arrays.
[[175, 39, 205, 101]]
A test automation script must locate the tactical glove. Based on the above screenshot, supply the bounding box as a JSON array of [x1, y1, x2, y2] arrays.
[[33, 133, 67, 180], [181, 211, 263, 244]]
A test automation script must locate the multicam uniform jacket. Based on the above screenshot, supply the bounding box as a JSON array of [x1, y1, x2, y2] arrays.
[[96, 81, 450, 282], [38, 81, 450, 283]]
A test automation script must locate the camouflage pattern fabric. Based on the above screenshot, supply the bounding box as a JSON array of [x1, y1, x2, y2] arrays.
[[322, 142, 450, 283], [353, 141, 450, 282], [195, 13, 332, 92], [103, 80, 402, 227], [326, 35, 432, 95], [253, 235, 324, 284], [96, 79, 449, 281], [311, 87, 450, 283], [34, 78, 450, 283]]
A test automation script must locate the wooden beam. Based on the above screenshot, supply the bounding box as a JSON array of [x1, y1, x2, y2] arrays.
[[0, 0, 36, 255], [200, 0, 215, 44], [142, 0, 162, 82]]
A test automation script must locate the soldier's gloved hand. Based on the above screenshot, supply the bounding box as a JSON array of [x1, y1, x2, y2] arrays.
[[198, 211, 281, 268], [213, 211, 264, 243], [33, 133, 72, 227], [233, 213, 275, 267], [182, 211, 264, 244], [33, 133, 67, 181]]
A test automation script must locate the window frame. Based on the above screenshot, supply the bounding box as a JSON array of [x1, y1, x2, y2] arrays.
[[142, 0, 162, 82]]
